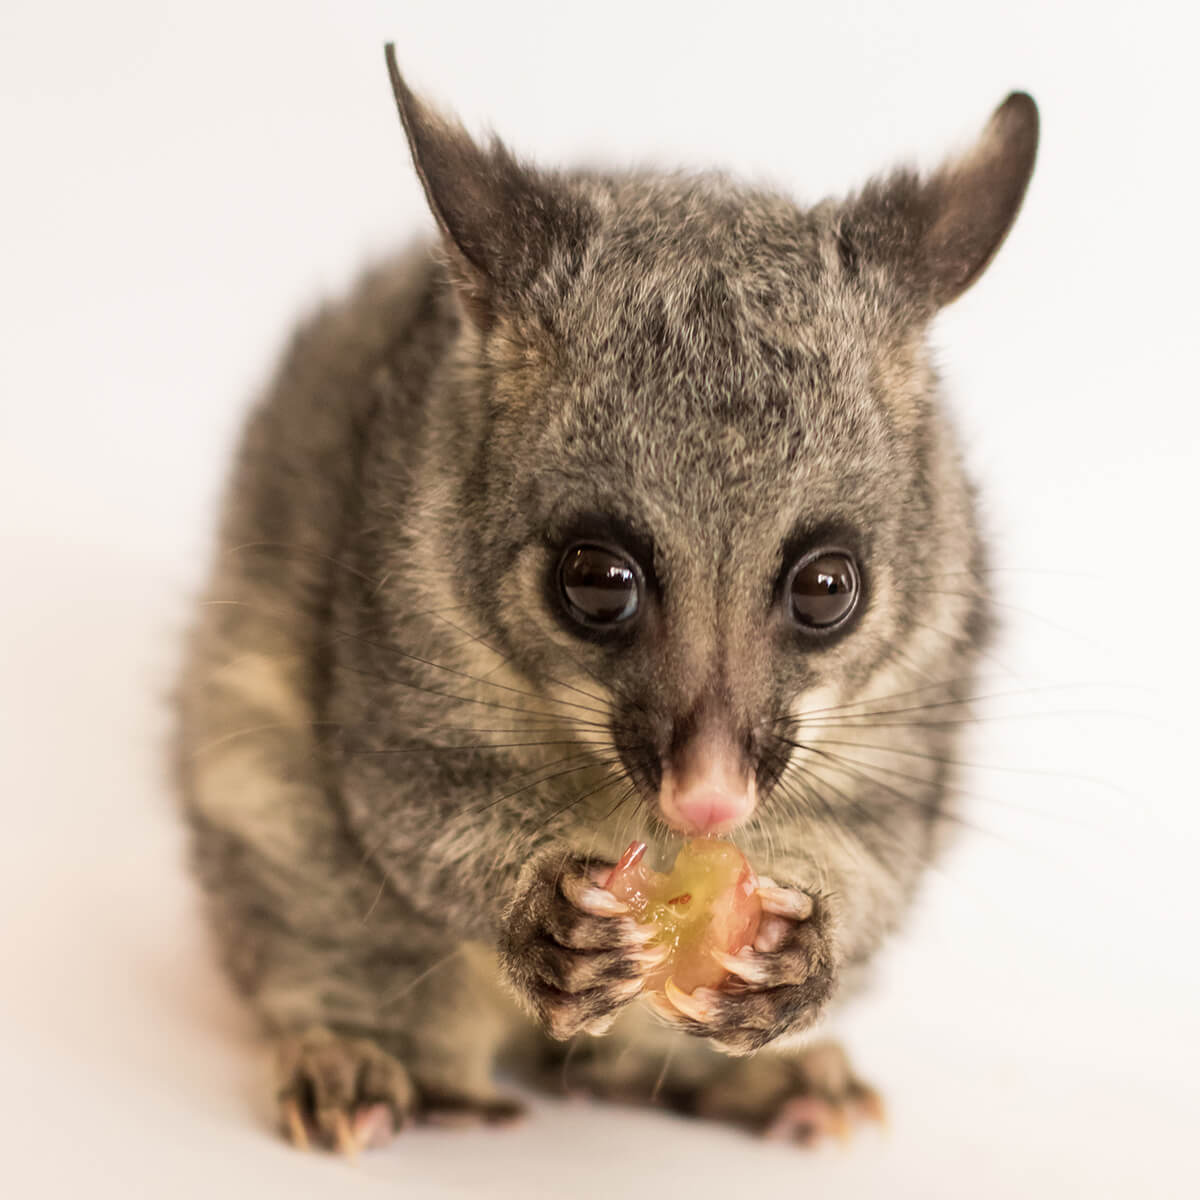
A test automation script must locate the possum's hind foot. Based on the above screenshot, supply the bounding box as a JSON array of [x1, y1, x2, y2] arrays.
[[275, 1026, 525, 1154], [548, 1033, 884, 1147], [276, 1027, 415, 1155], [696, 1041, 886, 1146]]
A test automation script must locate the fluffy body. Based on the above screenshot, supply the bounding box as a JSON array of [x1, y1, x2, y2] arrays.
[[174, 65, 1035, 1144]]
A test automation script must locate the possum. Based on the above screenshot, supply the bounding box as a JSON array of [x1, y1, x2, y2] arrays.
[[173, 43, 1037, 1152]]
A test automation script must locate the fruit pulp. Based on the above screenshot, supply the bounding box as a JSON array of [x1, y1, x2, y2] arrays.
[[605, 839, 761, 993]]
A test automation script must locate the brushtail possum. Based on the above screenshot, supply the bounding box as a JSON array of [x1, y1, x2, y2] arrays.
[[174, 44, 1037, 1151]]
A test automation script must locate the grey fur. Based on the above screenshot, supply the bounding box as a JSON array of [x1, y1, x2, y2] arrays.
[[174, 49, 1037, 1141]]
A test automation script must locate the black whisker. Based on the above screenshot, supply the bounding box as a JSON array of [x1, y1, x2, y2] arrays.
[[908, 566, 1104, 583], [781, 681, 1150, 728], [598, 782, 640, 826], [774, 770, 904, 867], [788, 751, 998, 843], [537, 767, 628, 830], [784, 709, 1148, 732], [769, 673, 1001, 724], [336, 627, 613, 719], [923, 588, 1109, 650], [469, 755, 620, 817], [428, 612, 618, 712], [201, 597, 622, 726], [221, 540, 388, 587], [781, 738, 1106, 834], [336, 661, 614, 727], [909, 618, 1021, 677], [355, 748, 612, 869], [348, 738, 617, 758], [774, 734, 1132, 800]]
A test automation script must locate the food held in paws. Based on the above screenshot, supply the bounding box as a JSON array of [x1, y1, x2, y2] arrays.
[[605, 839, 761, 993]]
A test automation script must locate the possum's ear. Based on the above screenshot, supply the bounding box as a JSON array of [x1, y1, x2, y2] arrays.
[[839, 93, 1039, 311], [384, 46, 593, 330]]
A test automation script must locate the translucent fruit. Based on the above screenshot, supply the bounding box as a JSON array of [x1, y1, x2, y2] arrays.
[[605, 839, 761, 993]]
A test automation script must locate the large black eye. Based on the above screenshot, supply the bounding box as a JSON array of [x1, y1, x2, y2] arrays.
[[787, 550, 860, 629], [559, 544, 642, 627]]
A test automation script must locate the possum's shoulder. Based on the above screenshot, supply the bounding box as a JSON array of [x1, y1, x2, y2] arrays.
[[215, 241, 456, 558], [248, 241, 454, 445]]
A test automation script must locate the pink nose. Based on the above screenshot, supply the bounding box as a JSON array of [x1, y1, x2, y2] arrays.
[[657, 729, 758, 835], [659, 787, 754, 835]]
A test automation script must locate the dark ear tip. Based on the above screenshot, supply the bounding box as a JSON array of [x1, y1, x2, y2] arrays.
[[999, 91, 1038, 120], [993, 91, 1040, 154], [383, 44, 433, 152], [383, 43, 412, 107]]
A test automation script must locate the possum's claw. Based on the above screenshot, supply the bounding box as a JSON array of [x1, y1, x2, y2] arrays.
[[332, 1111, 358, 1160], [282, 1098, 310, 1150], [662, 978, 721, 1023]]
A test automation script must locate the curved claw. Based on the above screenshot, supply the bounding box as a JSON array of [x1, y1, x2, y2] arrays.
[[857, 1088, 888, 1128], [828, 1103, 852, 1144], [614, 975, 648, 1001], [333, 1111, 360, 1161], [622, 918, 661, 948], [634, 942, 672, 972], [282, 1098, 310, 1151], [663, 978, 721, 1023], [645, 990, 687, 1028], [756, 885, 814, 921], [710, 947, 768, 985], [563, 874, 629, 917]]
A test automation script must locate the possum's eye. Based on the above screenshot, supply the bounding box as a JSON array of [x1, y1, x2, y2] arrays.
[[787, 550, 860, 630], [558, 544, 642, 627]]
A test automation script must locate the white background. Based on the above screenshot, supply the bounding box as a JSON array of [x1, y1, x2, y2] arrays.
[[2, 2, 1198, 1197]]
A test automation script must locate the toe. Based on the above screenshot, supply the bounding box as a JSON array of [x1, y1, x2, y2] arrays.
[[353, 1102, 396, 1150], [765, 1095, 840, 1144]]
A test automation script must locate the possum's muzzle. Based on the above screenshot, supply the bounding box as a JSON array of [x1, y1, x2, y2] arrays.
[[657, 721, 757, 835]]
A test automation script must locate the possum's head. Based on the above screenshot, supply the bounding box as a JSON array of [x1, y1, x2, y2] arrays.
[[386, 49, 1037, 847]]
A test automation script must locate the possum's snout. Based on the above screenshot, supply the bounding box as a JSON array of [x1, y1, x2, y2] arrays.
[[657, 726, 757, 835]]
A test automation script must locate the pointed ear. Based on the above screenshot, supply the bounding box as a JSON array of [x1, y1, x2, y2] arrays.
[[840, 93, 1039, 311], [384, 46, 593, 330]]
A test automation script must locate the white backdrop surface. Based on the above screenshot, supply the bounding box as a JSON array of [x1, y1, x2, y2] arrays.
[[2, 2, 1198, 1197]]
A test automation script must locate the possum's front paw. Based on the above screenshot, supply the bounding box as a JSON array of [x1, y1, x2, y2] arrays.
[[646, 882, 837, 1055], [499, 854, 668, 1040]]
